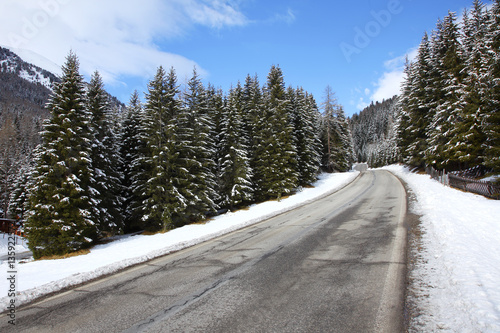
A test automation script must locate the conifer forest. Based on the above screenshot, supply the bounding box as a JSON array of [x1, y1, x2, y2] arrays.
[[1, 50, 354, 258], [1, 0, 499, 258]]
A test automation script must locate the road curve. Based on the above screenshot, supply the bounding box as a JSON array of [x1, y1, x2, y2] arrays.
[[3, 170, 407, 332]]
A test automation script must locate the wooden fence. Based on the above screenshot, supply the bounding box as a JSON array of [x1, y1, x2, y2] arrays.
[[426, 166, 500, 200], [448, 174, 500, 200], [425, 166, 448, 186]]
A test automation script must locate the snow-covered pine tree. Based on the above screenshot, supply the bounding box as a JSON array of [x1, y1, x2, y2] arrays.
[[321, 85, 352, 172], [351, 97, 399, 167], [7, 156, 35, 219], [133, 66, 187, 231], [205, 84, 226, 207], [307, 92, 327, 165], [242, 74, 264, 193], [404, 33, 436, 168], [86, 71, 124, 236], [289, 87, 321, 185], [177, 68, 218, 222], [397, 58, 415, 164], [255, 65, 298, 200], [426, 12, 466, 170], [26, 51, 97, 258], [219, 83, 253, 209], [447, 2, 488, 169], [333, 105, 354, 171], [483, 0, 500, 173], [384, 101, 401, 165], [119, 90, 144, 231]]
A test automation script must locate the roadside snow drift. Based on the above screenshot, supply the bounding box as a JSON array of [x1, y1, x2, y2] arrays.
[[384, 165, 500, 332]]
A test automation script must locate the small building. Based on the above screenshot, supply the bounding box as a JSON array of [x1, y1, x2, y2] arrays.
[[352, 163, 368, 172]]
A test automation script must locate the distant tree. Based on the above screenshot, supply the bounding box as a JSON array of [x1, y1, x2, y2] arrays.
[[332, 105, 354, 171], [26, 52, 97, 258], [7, 156, 35, 219], [321, 85, 353, 171], [320, 85, 338, 172]]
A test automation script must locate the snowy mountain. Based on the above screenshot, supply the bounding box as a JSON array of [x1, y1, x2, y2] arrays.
[[0, 47, 125, 108], [0, 46, 59, 90]]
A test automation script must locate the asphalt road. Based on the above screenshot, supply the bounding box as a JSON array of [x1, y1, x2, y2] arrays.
[[3, 170, 407, 332]]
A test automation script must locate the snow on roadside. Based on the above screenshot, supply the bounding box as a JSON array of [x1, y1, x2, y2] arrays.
[[384, 165, 500, 332], [0, 171, 358, 309], [0, 234, 29, 254]]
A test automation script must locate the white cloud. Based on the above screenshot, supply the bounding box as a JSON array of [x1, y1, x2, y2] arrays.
[[356, 97, 369, 111], [0, 0, 248, 88], [369, 47, 418, 103], [370, 70, 405, 102], [267, 8, 296, 25], [185, 0, 248, 28]]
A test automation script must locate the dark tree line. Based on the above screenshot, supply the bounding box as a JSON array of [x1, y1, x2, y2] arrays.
[[350, 0, 500, 175], [398, 0, 500, 173], [3, 51, 354, 258], [349, 97, 399, 168]]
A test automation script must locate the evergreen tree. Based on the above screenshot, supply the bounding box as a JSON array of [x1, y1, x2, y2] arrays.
[[254, 65, 298, 200], [426, 12, 465, 169], [405, 33, 436, 168], [219, 83, 253, 209], [289, 87, 321, 185], [321, 85, 352, 172], [397, 58, 415, 164], [447, 2, 488, 169], [133, 66, 186, 231], [483, 0, 500, 172], [7, 156, 35, 219], [205, 85, 226, 207], [177, 68, 218, 222], [397, 3, 499, 173], [87, 71, 123, 235], [119, 90, 143, 231], [26, 52, 96, 258], [333, 105, 354, 171], [242, 74, 264, 192]]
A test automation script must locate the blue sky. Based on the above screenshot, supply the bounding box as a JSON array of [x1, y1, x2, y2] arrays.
[[0, 0, 482, 116]]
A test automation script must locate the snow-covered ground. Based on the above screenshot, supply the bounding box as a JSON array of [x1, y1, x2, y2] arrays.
[[0, 234, 29, 255], [384, 165, 500, 332], [2, 166, 499, 332], [0, 171, 358, 309]]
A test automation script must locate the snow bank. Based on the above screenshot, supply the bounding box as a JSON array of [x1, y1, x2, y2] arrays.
[[0, 171, 358, 308], [384, 165, 500, 332], [0, 234, 29, 254]]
